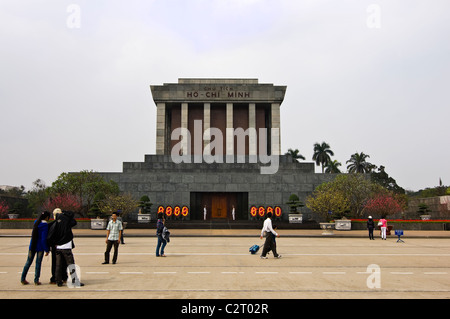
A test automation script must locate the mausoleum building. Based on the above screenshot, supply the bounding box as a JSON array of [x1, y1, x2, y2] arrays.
[[100, 79, 333, 221]]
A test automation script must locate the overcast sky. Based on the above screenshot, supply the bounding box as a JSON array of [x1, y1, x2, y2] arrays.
[[1, 0, 449, 192]]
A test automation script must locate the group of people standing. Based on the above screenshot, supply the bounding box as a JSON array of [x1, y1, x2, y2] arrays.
[[21, 208, 82, 287], [20, 209, 170, 286], [367, 216, 388, 240]]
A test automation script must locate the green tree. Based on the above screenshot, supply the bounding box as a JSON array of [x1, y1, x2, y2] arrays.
[[0, 185, 25, 197], [334, 174, 378, 217], [49, 170, 119, 217], [312, 142, 334, 173], [308, 173, 406, 221], [25, 179, 50, 214], [346, 152, 376, 173], [285, 149, 306, 162], [139, 195, 153, 214], [89, 192, 106, 218], [286, 194, 304, 213], [371, 165, 405, 194], [324, 160, 342, 173], [97, 193, 139, 218], [306, 182, 350, 222], [417, 203, 430, 215]]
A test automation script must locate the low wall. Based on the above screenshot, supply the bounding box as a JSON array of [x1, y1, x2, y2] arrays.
[[1, 220, 449, 230], [350, 222, 450, 231], [0, 220, 91, 229]]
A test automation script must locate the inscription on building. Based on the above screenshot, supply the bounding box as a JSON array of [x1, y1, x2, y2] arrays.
[[151, 79, 286, 103], [186, 86, 251, 99]]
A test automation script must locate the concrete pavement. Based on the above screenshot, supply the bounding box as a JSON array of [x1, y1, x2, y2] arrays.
[[1, 228, 450, 238], [1, 228, 449, 301]]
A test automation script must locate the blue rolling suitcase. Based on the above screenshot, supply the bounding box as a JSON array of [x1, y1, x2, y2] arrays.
[[249, 244, 260, 254]]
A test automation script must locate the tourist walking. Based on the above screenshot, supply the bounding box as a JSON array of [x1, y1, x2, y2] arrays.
[[156, 213, 167, 257], [379, 217, 388, 240], [367, 216, 375, 240], [271, 224, 279, 255], [21, 211, 51, 285], [259, 212, 281, 259], [103, 212, 123, 264]]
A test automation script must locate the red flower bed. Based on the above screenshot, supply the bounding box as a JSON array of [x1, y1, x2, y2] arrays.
[[0, 218, 92, 222], [351, 219, 450, 223]]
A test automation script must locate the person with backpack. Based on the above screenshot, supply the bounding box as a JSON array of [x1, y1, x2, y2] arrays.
[[156, 213, 167, 257], [20, 211, 51, 285]]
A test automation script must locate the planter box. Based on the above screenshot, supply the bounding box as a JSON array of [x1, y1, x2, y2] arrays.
[[335, 219, 351, 231], [8, 214, 19, 219], [320, 222, 335, 235], [289, 214, 302, 224], [138, 214, 151, 223], [420, 215, 431, 221], [91, 218, 107, 230]]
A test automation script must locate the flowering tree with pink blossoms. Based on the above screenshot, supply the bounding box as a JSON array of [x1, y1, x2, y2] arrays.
[[364, 193, 404, 218], [0, 200, 10, 219], [42, 194, 82, 213]]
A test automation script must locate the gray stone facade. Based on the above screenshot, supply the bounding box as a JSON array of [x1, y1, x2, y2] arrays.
[[100, 155, 335, 221]]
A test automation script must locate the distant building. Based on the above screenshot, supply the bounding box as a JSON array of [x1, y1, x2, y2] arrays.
[[0, 185, 18, 192]]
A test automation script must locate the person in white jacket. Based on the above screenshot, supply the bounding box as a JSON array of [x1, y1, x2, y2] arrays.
[[259, 212, 281, 259]]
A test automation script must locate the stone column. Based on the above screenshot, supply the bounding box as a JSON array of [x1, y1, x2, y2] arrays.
[[271, 103, 281, 155], [226, 103, 234, 158], [181, 102, 189, 155], [156, 102, 166, 155], [248, 103, 257, 160], [203, 103, 210, 150]]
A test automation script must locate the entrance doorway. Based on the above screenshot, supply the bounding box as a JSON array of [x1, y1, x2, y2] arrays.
[[212, 193, 227, 218], [190, 192, 248, 220]]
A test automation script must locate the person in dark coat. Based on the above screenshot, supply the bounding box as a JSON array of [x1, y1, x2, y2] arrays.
[[47, 210, 84, 287], [48, 208, 67, 284], [156, 213, 167, 257], [21, 211, 50, 285], [367, 216, 375, 240]]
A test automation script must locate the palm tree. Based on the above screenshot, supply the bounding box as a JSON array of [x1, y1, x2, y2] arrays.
[[285, 148, 306, 162], [346, 152, 376, 173], [312, 142, 334, 173], [324, 160, 342, 173]]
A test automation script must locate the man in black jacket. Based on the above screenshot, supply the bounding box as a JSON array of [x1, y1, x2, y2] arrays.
[[48, 210, 84, 287], [367, 216, 375, 240], [48, 209, 67, 284]]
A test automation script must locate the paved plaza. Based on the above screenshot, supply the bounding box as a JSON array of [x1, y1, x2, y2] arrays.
[[1, 229, 449, 300]]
